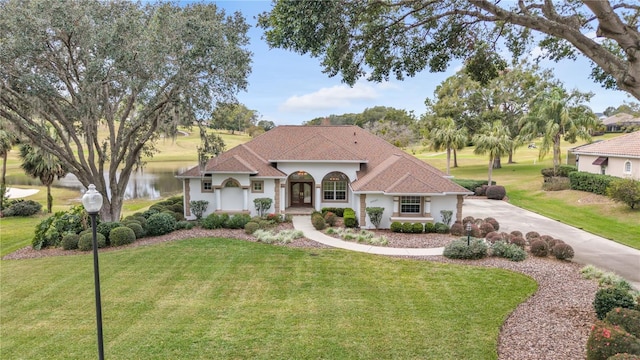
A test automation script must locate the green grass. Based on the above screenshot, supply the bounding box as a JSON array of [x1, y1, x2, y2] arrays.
[[0, 238, 536, 359]]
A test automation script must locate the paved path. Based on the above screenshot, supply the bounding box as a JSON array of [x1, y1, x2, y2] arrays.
[[463, 198, 640, 290], [293, 199, 640, 290]]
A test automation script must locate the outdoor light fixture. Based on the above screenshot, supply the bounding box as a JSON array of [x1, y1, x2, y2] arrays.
[[81, 184, 105, 360], [466, 222, 472, 246]]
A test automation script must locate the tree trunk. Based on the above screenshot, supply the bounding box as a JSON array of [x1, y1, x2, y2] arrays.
[[46, 183, 52, 213], [487, 157, 494, 185], [1, 152, 6, 186], [493, 156, 502, 169], [453, 148, 458, 168], [446, 147, 451, 175], [553, 134, 561, 173], [508, 149, 514, 164]]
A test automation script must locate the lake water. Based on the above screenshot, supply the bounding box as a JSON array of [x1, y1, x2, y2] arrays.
[[7, 167, 187, 200]]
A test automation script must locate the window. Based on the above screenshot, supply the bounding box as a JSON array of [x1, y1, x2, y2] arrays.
[[601, 166, 606, 175], [400, 196, 421, 214], [201, 179, 213, 192], [222, 178, 240, 188], [251, 180, 264, 193], [624, 161, 632, 174], [322, 172, 348, 201]]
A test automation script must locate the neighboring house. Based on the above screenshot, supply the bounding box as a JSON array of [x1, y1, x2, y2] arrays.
[[570, 131, 640, 180], [601, 113, 640, 132], [177, 125, 473, 229]]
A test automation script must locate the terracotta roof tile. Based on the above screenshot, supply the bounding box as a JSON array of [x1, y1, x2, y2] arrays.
[[572, 131, 640, 158]]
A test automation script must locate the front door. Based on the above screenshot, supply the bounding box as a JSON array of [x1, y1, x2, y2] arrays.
[[291, 182, 312, 206]]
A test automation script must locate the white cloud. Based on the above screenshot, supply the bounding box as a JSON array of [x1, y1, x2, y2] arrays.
[[279, 82, 382, 112]]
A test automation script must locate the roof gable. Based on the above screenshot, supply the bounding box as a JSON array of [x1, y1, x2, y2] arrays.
[[572, 131, 640, 158]]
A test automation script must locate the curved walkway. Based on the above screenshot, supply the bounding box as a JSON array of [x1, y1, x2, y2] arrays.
[[291, 216, 444, 256]]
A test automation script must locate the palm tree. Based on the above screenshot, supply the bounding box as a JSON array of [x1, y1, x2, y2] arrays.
[[472, 120, 512, 185], [520, 87, 599, 173], [19, 144, 68, 213], [429, 117, 467, 175], [0, 121, 19, 187]]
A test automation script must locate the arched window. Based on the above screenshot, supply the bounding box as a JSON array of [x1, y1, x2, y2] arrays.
[[322, 172, 348, 201], [624, 161, 632, 174], [222, 178, 240, 188]]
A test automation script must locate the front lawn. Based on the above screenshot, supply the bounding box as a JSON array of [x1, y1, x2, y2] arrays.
[[0, 238, 536, 359]]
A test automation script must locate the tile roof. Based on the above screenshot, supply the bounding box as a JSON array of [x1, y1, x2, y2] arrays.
[[601, 113, 640, 126], [571, 131, 640, 158], [178, 125, 472, 194]]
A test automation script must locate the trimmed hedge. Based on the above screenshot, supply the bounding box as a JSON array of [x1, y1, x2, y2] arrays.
[[321, 207, 345, 217], [61, 234, 80, 250], [443, 238, 488, 260], [78, 232, 107, 251], [569, 171, 616, 195], [146, 212, 176, 236], [110, 227, 136, 247], [452, 179, 495, 192], [593, 287, 636, 320], [486, 185, 507, 200], [343, 208, 358, 228], [3, 199, 42, 217]]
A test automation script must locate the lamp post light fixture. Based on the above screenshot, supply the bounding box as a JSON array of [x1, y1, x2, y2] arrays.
[[466, 222, 472, 246], [82, 184, 105, 360]]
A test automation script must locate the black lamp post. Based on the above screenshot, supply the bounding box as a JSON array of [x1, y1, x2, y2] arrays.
[[466, 222, 472, 246], [82, 184, 105, 360]]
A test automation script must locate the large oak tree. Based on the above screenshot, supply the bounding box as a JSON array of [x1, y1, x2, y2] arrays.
[[258, 0, 640, 100], [0, 1, 251, 221]]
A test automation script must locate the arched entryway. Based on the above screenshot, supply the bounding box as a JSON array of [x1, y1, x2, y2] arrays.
[[288, 171, 314, 208]]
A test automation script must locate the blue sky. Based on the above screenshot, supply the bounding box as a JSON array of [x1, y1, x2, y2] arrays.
[[215, 1, 634, 126]]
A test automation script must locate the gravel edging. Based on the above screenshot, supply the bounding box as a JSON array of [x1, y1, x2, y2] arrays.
[[2, 227, 598, 359]]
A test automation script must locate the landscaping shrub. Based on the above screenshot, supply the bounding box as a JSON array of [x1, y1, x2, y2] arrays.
[[569, 171, 616, 195], [3, 199, 42, 217], [586, 321, 640, 360], [606, 308, 640, 338], [530, 240, 549, 257], [450, 223, 465, 236], [125, 222, 145, 239], [146, 212, 176, 236], [312, 213, 326, 230], [469, 223, 481, 238], [175, 220, 194, 230], [440, 210, 453, 226], [110, 227, 136, 247], [201, 213, 227, 229], [607, 178, 640, 209], [434, 222, 450, 234], [484, 217, 500, 231], [510, 230, 522, 238], [424, 222, 436, 233], [540, 234, 554, 245], [509, 236, 526, 249], [96, 221, 122, 244], [31, 206, 88, 249], [225, 214, 251, 229], [474, 185, 488, 196], [411, 222, 424, 233], [142, 208, 160, 219], [78, 232, 106, 251], [324, 211, 337, 227], [491, 241, 527, 261], [607, 354, 640, 360], [61, 234, 80, 250], [594, 287, 636, 320], [254, 198, 273, 217], [479, 222, 495, 237], [486, 185, 507, 200], [390, 221, 402, 233], [551, 243, 575, 260], [443, 238, 488, 260], [485, 231, 501, 244], [401, 222, 413, 233], [542, 176, 571, 191], [462, 216, 475, 224], [452, 179, 494, 192], [189, 200, 209, 220], [366, 207, 384, 229], [525, 231, 541, 243], [244, 221, 260, 234], [321, 207, 345, 217], [343, 208, 358, 228], [548, 238, 564, 248]]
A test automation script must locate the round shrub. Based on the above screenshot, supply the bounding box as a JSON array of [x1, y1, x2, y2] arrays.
[[258, 220, 272, 229], [390, 221, 402, 232], [540, 234, 554, 245], [134, 216, 147, 229], [491, 241, 527, 261], [586, 321, 640, 360], [470, 224, 482, 238], [226, 214, 251, 229], [96, 221, 122, 244], [174, 220, 194, 230], [434, 222, 450, 234], [443, 238, 488, 260], [245, 221, 260, 234], [126, 223, 145, 239], [486, 185, 507, 200], [594, 287, 636, 320], [110, 227, 136, 247], [606, 308, 640, 338], [525, 231, 540, 242], [424, 222, 436, 233], [411, 223, 424, 234], [78, 232, 107, 251], [509, 236, 526, 249], [3, 200, 42, 217], [324, 212, 337, 227], [146, 212, 177, 236], [312, 214, 326, 230], [479, 222, 495, 237], [485, 231, 501, 244], [530, 240, 549, 257], [548, 238, 564, 248], [450, 223, 465, 236], [61, 234, 80, 250], [462, 216, 475, 224], [484, 217, 500, 231], [551, 243, 574, 260], [401, 222, 413, 233]]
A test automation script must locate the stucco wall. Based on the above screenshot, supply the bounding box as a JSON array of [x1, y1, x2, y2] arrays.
[[577, 155, 640, 179]]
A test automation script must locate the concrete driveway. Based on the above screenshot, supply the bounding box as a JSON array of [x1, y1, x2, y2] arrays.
[[463, 198, 640, 290]]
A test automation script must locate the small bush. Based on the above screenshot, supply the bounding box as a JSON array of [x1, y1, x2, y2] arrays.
[[390, 221, 402, 233], [245, 221, 260, 234], [61, 234, 80, 250], [586, 321, 640, 360], [462, 216, 475, 224], [540, 234, 554, 245], [525, 231, 541, 242], [486, 185, 507, 200], [366, 207, 384, 229], [312, 213, 326, 230], [569, 171, 616, 195], [254, 197, 273, 217], [125, 223, 145, 239], [424, 222, 436, 233], [440, 210, 453, 226], [475, 185, 488, 196], [491, 241, 527, 261], [96, 221, 122, 244], [146, 212, 176, 236], [607, 178, 640, 209], [443, 238, 488, 260], [226, 214, 251, 229], [594, 287, 636, 320], [343, 208, 358, 228], [401, 222, 413, 233], [189, 200, 209, 220], [78, 232, 107, 251], [434, 222, 450, 234], [551, 243, 575, 260], [452, 179, 494, 192], [510, 230, 522, 238], [485, 231, 501, 244], [110, 227, 136, 247], [479, 222, 495, 237], [3, 200, 42, 217], [324, 211, 337, 227], [606, 308, 640, 338], [410, 222, 424, 234], [530, 240, 549, 257], [509, 236, 526, 249], [201, 213, 226, 229], [484, 217, 500, 231], [450, 223, 465, 236]]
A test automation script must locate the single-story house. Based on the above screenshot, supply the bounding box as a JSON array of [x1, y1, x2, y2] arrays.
[[601, 113, 640, 132], [570, 131, 640, 180], [177, 125, 473, 229]]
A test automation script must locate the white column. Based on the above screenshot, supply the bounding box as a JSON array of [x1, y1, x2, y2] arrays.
[[393, 196, 399, 216], [243, 188, 249, 211], [315, 185, 321, 211], [424, 197, 431, 216], [215, 189, 221, 211]]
